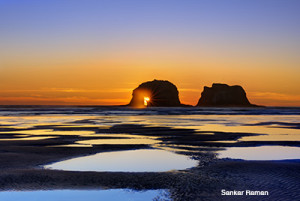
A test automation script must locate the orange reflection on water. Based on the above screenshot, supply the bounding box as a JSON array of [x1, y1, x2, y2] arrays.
[[0, 136, 57, 141], [0, 129, 96, 136]]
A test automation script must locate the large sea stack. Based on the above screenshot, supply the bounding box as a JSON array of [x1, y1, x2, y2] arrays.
[[197, 83, 255, 107], [129, 79, 182, 107]]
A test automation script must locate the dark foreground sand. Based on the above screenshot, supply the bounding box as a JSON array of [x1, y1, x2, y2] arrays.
[[0, 123, 299, 200]]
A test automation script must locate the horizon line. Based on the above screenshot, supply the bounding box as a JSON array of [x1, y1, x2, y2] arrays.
[[0, 104, 300, 108]]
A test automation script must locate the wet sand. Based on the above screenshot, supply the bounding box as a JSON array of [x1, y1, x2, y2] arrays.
[[0, 123, 299, 200]]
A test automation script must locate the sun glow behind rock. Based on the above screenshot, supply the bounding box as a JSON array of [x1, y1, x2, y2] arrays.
[[144, 97, 150, 106]]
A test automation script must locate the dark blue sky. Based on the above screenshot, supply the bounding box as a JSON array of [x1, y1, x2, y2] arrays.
[[1, 0, 299, 48]]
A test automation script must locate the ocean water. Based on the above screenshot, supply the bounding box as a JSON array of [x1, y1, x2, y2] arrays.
[[0, 106, 299, 161]]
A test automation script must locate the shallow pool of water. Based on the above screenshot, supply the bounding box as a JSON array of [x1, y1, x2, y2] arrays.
[[76, 138, 157, 145], [0, 189, 168, 201], [239, 134, 300, 141], [217, 146, 300, 160], [45, 149, 198, 172]]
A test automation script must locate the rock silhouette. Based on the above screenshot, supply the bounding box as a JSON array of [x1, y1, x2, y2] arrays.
[[129, 80, 182, 107], [197, 83, 255, 107]]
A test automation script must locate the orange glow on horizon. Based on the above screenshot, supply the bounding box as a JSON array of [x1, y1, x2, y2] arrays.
[[0, 85, 300, 106], [1, 56, 299, 107]]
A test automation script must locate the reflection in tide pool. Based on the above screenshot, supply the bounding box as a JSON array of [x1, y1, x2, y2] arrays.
[[76, 138, 157, 145], [0, 189, 168, 201], [45, 149, 198, 172], [239, 133, 300, 141], [218, 146, 300, 160]]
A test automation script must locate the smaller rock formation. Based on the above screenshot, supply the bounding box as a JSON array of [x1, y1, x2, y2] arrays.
[[197, 83, 256, 107], [129, 79, 183, 107]]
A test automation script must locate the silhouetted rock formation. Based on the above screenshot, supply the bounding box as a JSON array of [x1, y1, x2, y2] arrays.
[[197, 83, 255, 107], [129, 79, 183, 107]]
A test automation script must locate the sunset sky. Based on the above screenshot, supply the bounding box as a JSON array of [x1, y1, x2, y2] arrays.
[[0, 0, 299, 106]]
